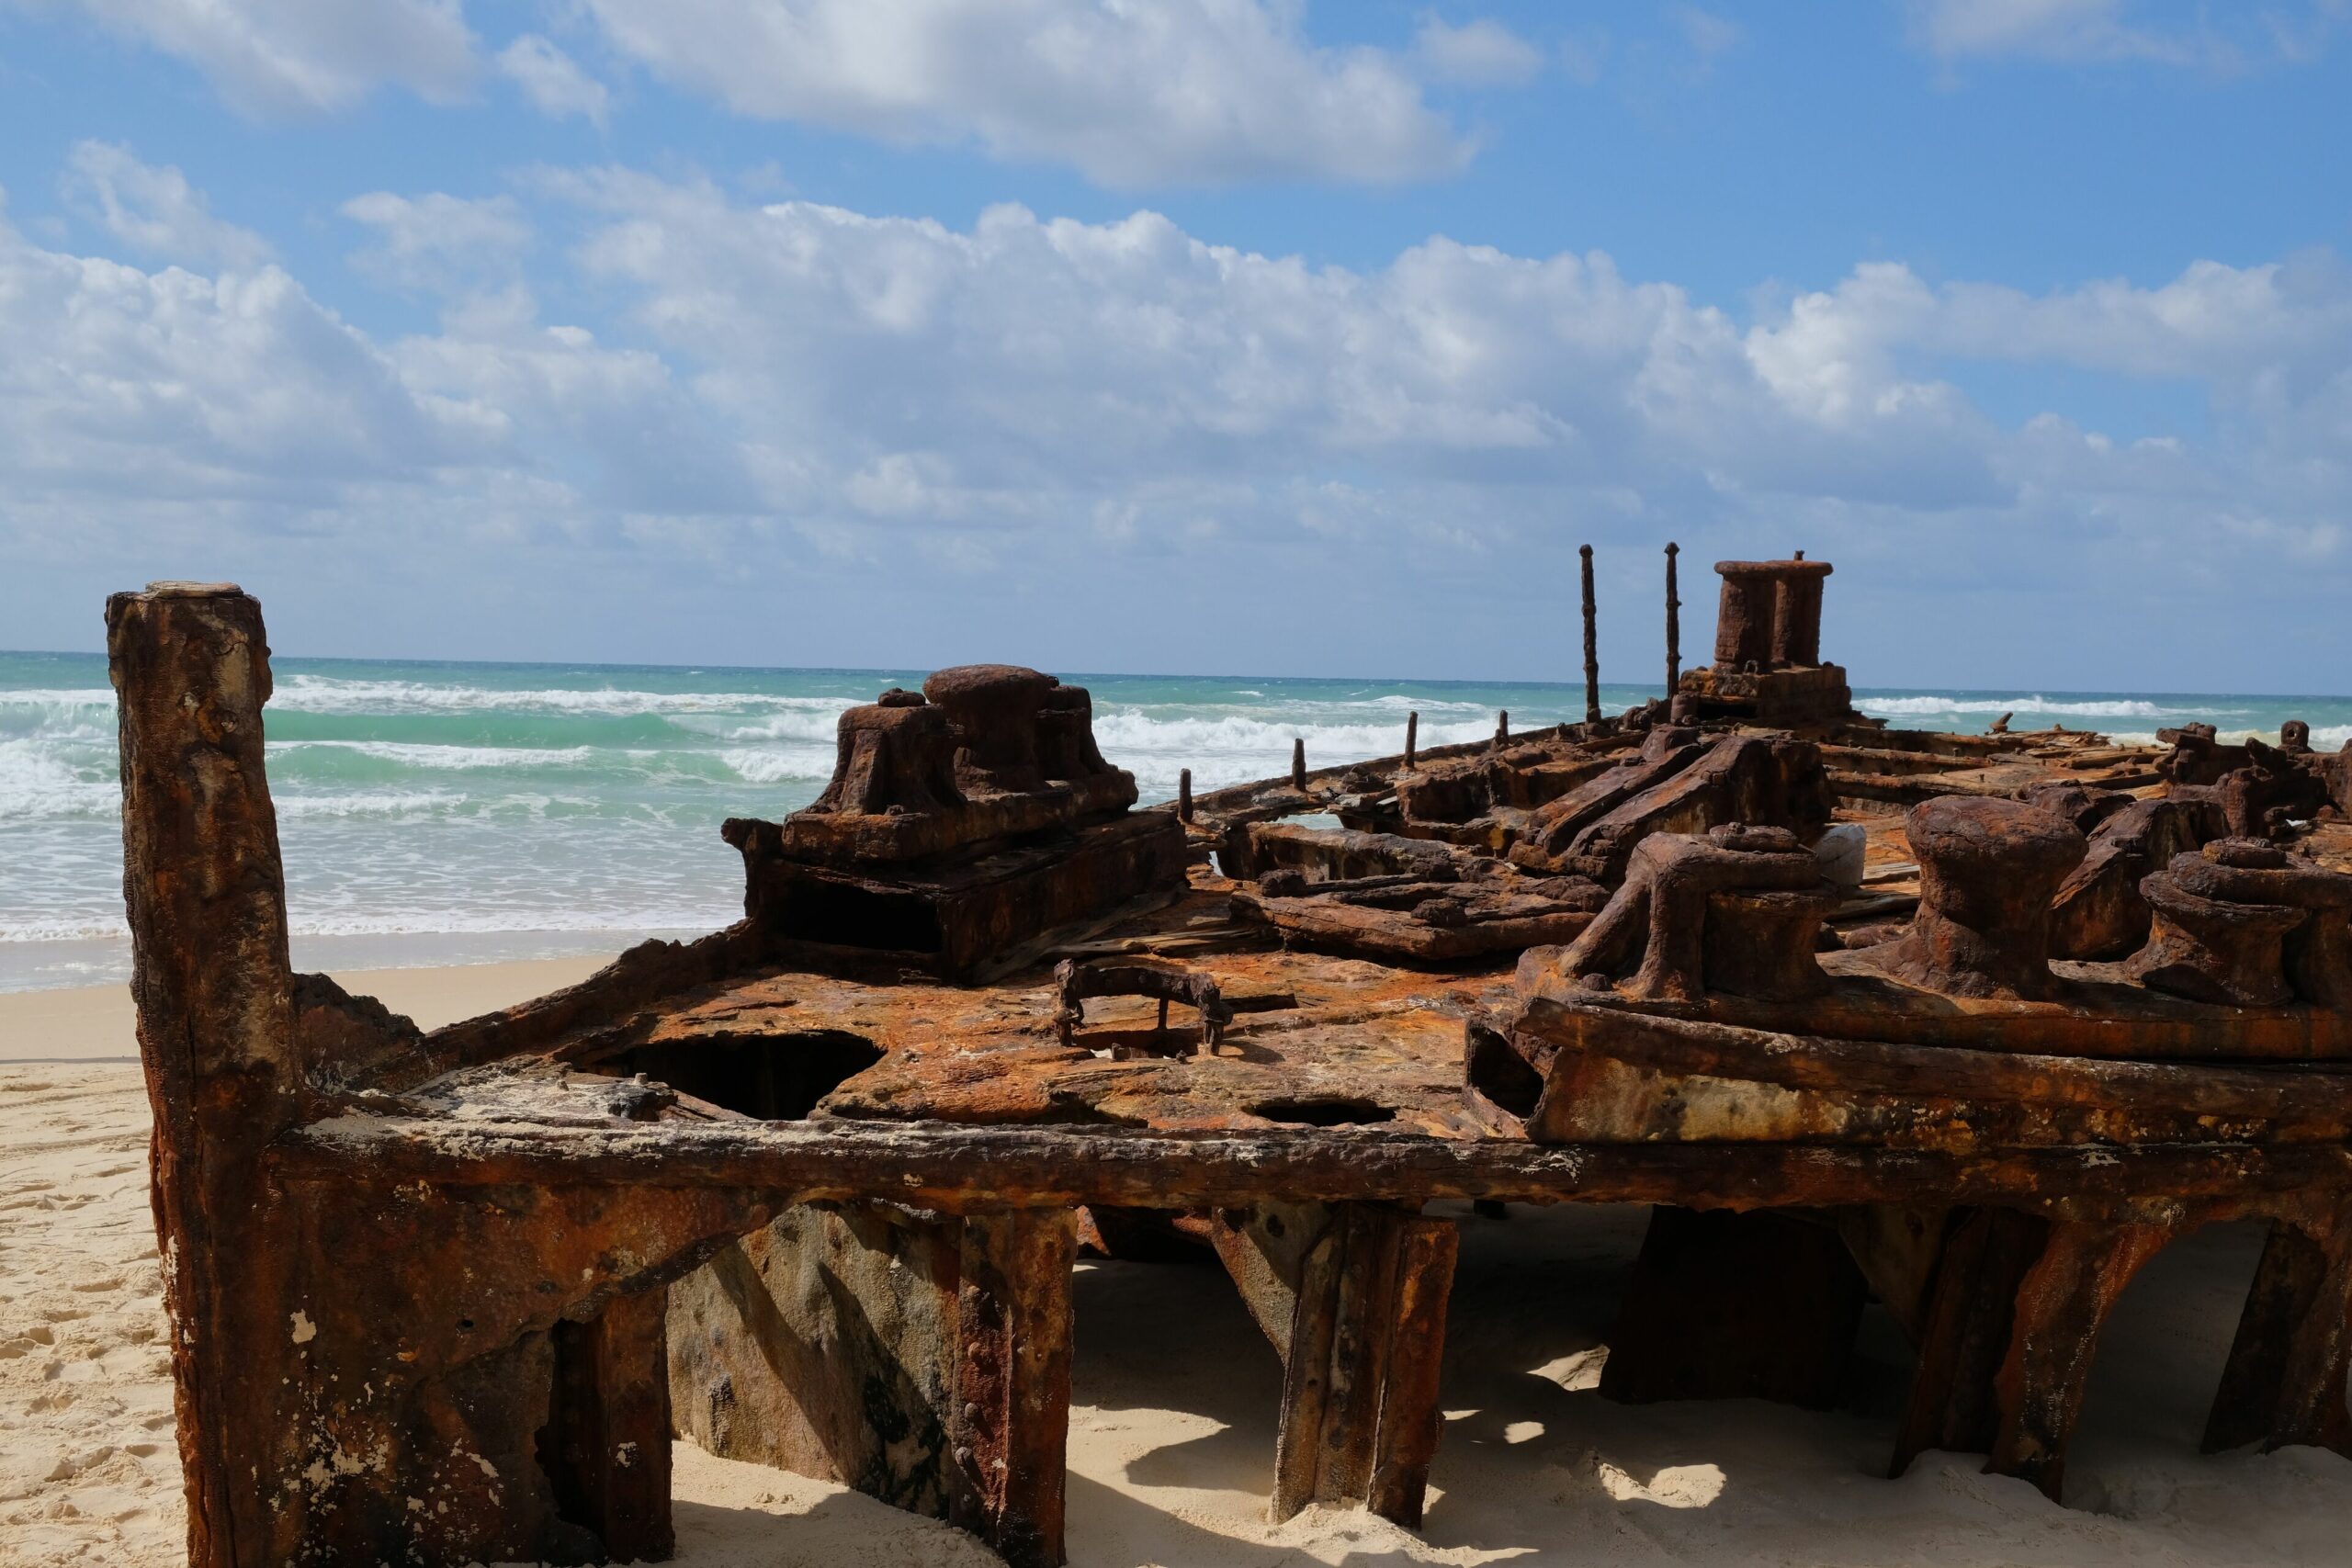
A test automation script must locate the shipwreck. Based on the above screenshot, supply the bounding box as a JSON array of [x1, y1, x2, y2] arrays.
[[107, 553, 2352, 1567]]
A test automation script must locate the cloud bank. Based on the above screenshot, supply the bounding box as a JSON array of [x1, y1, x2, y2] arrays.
[[4, 147, 2347, 682]]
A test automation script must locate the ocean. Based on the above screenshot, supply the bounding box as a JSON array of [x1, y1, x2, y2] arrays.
[[6, 649, 2349, 994]]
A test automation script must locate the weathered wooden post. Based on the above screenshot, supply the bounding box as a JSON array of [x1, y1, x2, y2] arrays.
[[110, 581, 302, 1568], [1579, 544, 1600, 724], [1665, 541, 1681, 694], [1404, 711, 1418, 771]]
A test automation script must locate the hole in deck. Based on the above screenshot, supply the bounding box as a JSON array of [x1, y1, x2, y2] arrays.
[[1246, 1096, 1395, 1127], [602, 1032, 884, 1120]]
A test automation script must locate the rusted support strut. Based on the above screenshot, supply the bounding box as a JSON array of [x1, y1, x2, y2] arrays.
[[1210, 1202, 1458, 1527], [670, 1203, 1078, 1567]]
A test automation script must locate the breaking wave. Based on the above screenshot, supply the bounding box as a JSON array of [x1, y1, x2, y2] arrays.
[[9, 650, 2351, 991], [1853, 694, 2221, 721]]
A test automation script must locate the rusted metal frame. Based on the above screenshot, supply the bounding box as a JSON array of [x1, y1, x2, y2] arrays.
[[1986, 1216, 2178, 1499], [953, 1210, 1080, 1567], [277, 1114, 2352, 1212], [109, 583, 305, 1568], [543, 1286, 675, 1563], [111, 583, 762, 1568], [1890, 1206, 2052, 1480], [1889, 1205, 2199, 1502], [1523, 976, 2352, 1064], [1182, 728, 1592, 821], [2203, 1197, 2352, 1456], [1222, 1203, 1455, 1527], [664, 1201, 1078, 1567], [1514, 998, 2352, 1128], [1664, 541, 1681, 694], [1579, 543, 1601, 725]]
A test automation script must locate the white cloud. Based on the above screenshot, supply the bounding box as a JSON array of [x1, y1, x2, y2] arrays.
[[575, 0, 1472, 186], [29, 0, 479, 115], [341, 191, 534, 297], [1906, 0, 2348, 69], [0, 209, 495, 515], [1911, 0, 2192, 63], [1414, 15, 1544, 87], [8, 154, 2352, 680], [59, 141, 273, 269], [1672, 5, 1741, 63], [496, 33, 611, 127]]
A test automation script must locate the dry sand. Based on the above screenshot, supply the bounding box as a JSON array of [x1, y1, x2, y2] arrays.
[[5, 965, 2351, 1567]]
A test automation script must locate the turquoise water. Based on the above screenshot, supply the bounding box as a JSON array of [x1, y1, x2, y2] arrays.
[[6, 649, 2349, 992]]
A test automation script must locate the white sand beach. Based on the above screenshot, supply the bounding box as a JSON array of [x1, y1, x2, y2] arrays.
[[6, 965, 2351, 1568]]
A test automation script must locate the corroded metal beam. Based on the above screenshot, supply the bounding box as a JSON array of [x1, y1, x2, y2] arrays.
[[276, 1115, 2352, 1212]]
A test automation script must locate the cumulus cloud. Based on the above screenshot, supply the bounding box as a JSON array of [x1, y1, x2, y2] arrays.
[[1414, 15, 1544, 87], [1906, 0, 2346, 69], [341, 190, 534, 297], [28, 0, 478, 115], [7, 154, 2352, 679], [59, 141, 274, 268], [0, 209, 495, 514], [496, 33, 611, 127], [574, 0, 1473, 186]]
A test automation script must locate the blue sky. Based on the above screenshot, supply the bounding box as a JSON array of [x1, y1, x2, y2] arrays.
[[1, 1, 2348, 690]]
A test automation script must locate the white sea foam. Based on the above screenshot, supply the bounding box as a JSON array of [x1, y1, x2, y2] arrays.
[[1855, 694, 2220, 720], [267, 740, 602, 770], [708, 710, 855, 742], [1091, 710, 1492, 760], [269, 674, 856, 716], [0, 740, 118, 818], [273, 789, 471, 819], [0, 918, 130, 942], [720, 747, 838, 784]]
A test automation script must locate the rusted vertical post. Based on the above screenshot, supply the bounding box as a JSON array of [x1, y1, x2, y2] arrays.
[[1664, 542, 1681, 695], [1263, 1204, 1457, 1527], [1579, 544, 1600, 724], [108, 582, 301, 1568], [953, 1212, 1078, 1568], [1291, 738, 1307, 792], [544, 1286, 675, 1562], [1404, 711, 1418, 770], [1495, 710, 1509, 745], [671, 1204, 1078, 1567], [1988, 1219, 2175, 1500], [2204, 1206, 2352, 1454], [1178, 767, 1193, 822]]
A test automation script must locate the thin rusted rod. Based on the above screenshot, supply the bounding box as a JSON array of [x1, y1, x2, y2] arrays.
[[1404, 711, 1418, 771], [1580, 544, 1600, 724], [1665, 541, 1681, 695], [1291, 737, 1307, 791]]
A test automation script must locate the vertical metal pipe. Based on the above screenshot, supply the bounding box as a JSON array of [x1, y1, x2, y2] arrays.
[[1178, 767, 1193, 822], [1579, 544, 1601, 724], [1291, 737, 1307, 791], [1495, 710, 1509, 744], [1665, 541, 1681, 696], [1404, 711, 1418, 770]]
